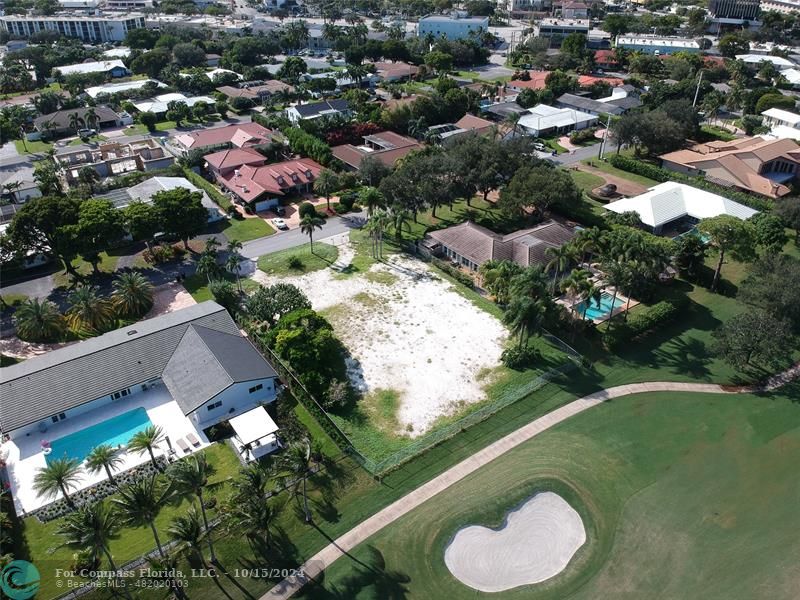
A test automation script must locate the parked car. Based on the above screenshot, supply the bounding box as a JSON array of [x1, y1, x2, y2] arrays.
[[77, 128, 97, 139], [533, 142, 546, 152], [274, 206, 286, 216], [272, 218, 289, 230]]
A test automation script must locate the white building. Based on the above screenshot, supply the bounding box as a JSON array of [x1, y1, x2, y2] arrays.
[[518, 104, 597, 137], [762, 107, 800, 141], [604, 182, 758, 235], [535, 19, 590, 45], [735, 54, 796, 69], [616, 35, 701, 55], [54, 59, 130, 78], [417, 15, 489, 40], [132, 92, 216, 116], [0, 302, 280, 516], [0, 14, 146, 43], [760, 0, 800, 14], [85, 78, 165, 99]]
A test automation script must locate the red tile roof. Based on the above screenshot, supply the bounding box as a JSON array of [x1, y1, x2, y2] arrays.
[[220, 158, 324, 203], [204, 147, 267, 171], [594, 50, 619, 64], [508, 71, 550, 90], [174, 122, 276, 151], [331, 131, 421, 169], [578, 75, 625, 87]]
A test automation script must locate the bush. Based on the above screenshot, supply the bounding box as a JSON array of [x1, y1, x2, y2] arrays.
[[288, 256, 304, 270], [607, 154, 771, 211], [605, 298, 686, 349], [298, 202, 317, 219], [432, 258, 475, 289], [350, 204, 362, 212], [209, 279, 239, 313], [332, 202, 348, 214], [143, 244, 183, 265], [338, 191, 358, 210], [569, 127, 599, 145], [500, 345, 541, 370]]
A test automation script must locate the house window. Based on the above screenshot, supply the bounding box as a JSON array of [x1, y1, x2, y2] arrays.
[[51, 413, 66, 423], [249, 384, 263, 394], [207, 400, 223, 411]]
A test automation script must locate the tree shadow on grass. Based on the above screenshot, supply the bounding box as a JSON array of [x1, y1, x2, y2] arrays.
[[302, 546, 410, 600]]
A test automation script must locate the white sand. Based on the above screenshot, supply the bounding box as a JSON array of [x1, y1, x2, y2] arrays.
[[250, 238, 508, 435], [444, 492, 586, 593]]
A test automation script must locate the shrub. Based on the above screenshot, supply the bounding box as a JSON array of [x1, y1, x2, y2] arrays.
[[605, 298, 686, 349], [143, 244, 181, 264], [332, 202, 348, 214], [288, 256, 304, 270], [432, 258, 475, 289], [298, 202, 317, 219], [209, 279, 239, 313], [350, 204, 362, 212], [338, 191, 358, 210], [569, 127, 599, 145], [500, 345, 541, 370]]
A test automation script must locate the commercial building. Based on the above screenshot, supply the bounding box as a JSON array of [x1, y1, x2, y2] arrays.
[[709, 0, 760, 20], [535, 19, 590, 46], [0, 14, 145, 43], [506, 0, 553, 15], [659, 137, 800, 198], [417, 15, 489, 40], [616, 35, 701, 55]]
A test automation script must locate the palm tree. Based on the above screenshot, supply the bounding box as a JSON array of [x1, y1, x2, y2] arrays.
[[170, 453, 217, 563], [113, 475, 175, 557], [407, 117, 427, 140], [145, 554, 187, 600], [196, 252, 221, 284], [13, 298, 66, 342], [574, 226, 604, 265], [57, 502, 132, 599], [69, 112, 81, 136], [168, 507, 207, 565], [226, 251, 244, 293], [85, 444, 124, 486], [66, 285, 115, 334], [313, 168, 340, 211], [85, 107, 98, 131], [111, 272, 154, 318], [509, 265, 550, 301], [545, 245, 575, 295], [503, 296, 547, 347], [504, 111, 521, 138], [277, 438, 315, 523], [358, 186, 384, 216], [2, 180, 22, 204], [602, 261, 628, 334], [77, 166, 100, 191], [366, 210, 389, 258], [581, 283, 604, 321], [390, 208, 412, 242], [561, 269, 591, 316], [127, 425, 166, 471], [204, 236, 222, 253], [33, 457, 83, 508], [300, 214, 325, 253]]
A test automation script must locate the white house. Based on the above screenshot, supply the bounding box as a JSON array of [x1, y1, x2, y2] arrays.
[[0, 302, 280, 515], [518, 104, 597, 137], [604, 182, 758, 235], [285, 99, 352, 123], [762, 107, 800, 141], [54, 59, 130, 78]]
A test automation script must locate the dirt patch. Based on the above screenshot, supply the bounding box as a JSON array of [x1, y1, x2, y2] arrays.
[[145, 282, 197, 319]]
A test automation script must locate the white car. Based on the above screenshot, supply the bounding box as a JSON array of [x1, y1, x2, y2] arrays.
[[272, 218, 289, 230]]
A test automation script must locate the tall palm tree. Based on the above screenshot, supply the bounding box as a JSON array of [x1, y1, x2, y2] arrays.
[[503, 296, 547, 347], [300, 214, 325, 254], [314, 168, 340, 211], [85, 444, 124, 486], [2, 180, 22, 204], [196, 252, 221, 284], [13, 298, 66, 342], [69, 112, 81, 136], [57, 502, 133, 599], [561, 269, 591, 316], [358, 186, 384, 216], [127, 425, 166, 471], [504, 111, 521, 138], [66, 286, 115, 334], [204, 236, 222, 253], [33, 457, 83, 507], [226, 251, 244, 293], [545, 245, 575, 295], [85, 107, 98, 131], [111, 272, 154, 318], [366, 210, 389, 258], [581, 283, 604, 321], [509, 265, 550, 301], [168, 507, 207, 565], [390, 208, 412, 242], [277, 439, 315, 523], [602, 260, 628, 334], [574, 226, 604, 265], [170, 454, 217, 563], [113, 475, 175, 557]]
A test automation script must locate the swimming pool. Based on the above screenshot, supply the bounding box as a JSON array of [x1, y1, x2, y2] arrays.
[[574, 292, 625, 321], [47, 407, 152, 464]]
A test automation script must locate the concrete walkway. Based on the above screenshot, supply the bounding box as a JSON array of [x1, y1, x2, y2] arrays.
[[260, 377, 798, 599]]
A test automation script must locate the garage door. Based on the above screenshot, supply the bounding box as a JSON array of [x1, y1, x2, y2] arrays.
[[255, 199, 277, 212]]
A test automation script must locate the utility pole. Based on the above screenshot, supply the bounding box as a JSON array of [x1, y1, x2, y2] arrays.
[[598, 112, 612, 160], [692, 70, 704, 107]]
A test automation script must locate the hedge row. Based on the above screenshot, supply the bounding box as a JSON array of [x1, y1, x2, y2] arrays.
[[606, 154, 772, 212], [431, 258, 476, 289], [606, 298, 686, 349]]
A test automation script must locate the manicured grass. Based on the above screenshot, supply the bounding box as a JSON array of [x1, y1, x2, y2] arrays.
[[570, 170, 605, 194], [543, 137, 568, 154], [183, 272, 260, 302], [14, 139, 54, 154], [53, 252, 120, 288], [306, 387, 800, 599], [1, 293, 28, 307], [700, 124, 737, 142], [123, 120, 179, 136], [257, 243, 338, 276], [581, 157, 660, 188], [214, 216, 275, 242], [68, 134, 107, 146], [18, 443, 241, 600]]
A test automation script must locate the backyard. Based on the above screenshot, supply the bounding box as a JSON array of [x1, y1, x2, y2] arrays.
[[302, 386, 800, 599]]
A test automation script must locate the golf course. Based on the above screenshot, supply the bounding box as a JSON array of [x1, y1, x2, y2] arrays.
[[300, 386, 800, 599]]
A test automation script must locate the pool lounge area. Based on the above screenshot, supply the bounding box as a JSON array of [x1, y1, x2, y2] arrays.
[[558, 287, 639, 324], [3, 385, 210, 516]]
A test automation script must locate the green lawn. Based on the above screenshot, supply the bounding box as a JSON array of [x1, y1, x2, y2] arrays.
[[305, 387, 800, 600], [214, 216, 275, 242], [14, 139, 54, 154], [123, 120, 178, 136], [1, 292, 28, 307], [581, 157, 660, 188], [570, 170, 605, 194], [700, 124, 737, 142], [68, 134, 107, 146], [183, 272, 260, 302], [543, 137, 568, 154], [256, 243, 339, 276], [53, 252, 121, 288]]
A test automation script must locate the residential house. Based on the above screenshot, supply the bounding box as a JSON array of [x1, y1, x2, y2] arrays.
[[596, 85, 642, 112], [659, 137, 800, 198], [218, 158, 323, 212], [216, 80, 294, 104], [0, 157, 40, 204], [204, 147, 268, 178], [172, 122, 278, 156], [205, 53, 221, 67], [55, 138, 174, 184], [482, 101, 528, 121], [285, 99, 352, 123], [373, 62, 420, 82], [507, 71, 550, 93], [97, 176, 225, 222], [423, 220, 576, 272], [33, 106, 128, 137], [86, 78, 165, 99], [762, 107, 800, 141], [426, 114, 498, 143], [505, 0, 553, 16], [561, 1, 589, 18], [594, 49, 619, 70], [604, 182, 759, 235], [332, 131, 421, 170], [555, 93, 626, 116], [734, 54, 796, 70], [132, 92, 215, 118], [54, 59, 130, 78], [518, 104, 598, 137], [417, 15, 489, 41], [0, 301, 280, 515]]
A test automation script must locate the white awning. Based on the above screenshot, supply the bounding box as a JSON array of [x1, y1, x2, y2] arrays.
[[229, 406, 279, 445]]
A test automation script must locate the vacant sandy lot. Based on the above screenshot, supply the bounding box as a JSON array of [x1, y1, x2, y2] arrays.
[[251, 238, 508, 434]]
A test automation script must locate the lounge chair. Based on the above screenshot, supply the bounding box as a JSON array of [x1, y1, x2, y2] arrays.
[[176, 438, 191, 454], [187, 433, 201, 447]]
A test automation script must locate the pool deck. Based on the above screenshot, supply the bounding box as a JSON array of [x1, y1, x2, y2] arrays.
[[557, 287, 639, 324], [4, 385, 210, 516]]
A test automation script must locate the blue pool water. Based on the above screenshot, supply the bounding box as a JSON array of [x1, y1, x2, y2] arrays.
[[47, 408, 152, 464], [575, 292, 625, 321]]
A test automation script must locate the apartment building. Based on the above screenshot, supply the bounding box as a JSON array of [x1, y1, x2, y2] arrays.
[[0, 13, 145, 43]]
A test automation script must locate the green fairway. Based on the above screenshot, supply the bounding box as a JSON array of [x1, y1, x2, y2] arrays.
[[302, 387, 800, 600], [257, 243, 338, 275]]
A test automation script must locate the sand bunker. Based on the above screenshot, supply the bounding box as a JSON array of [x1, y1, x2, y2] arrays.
[[444, 492, 586, 592]]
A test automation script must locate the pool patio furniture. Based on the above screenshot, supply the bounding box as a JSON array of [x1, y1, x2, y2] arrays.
[[176, 438, 191, 454], [187, 433, 201, 447]]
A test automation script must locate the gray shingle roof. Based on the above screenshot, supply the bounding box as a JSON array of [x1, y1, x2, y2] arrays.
[[556, 93, 625, 116], [293, 99, 350, 118], [162, 325, 277, 415], [0, 302, 272, 433]]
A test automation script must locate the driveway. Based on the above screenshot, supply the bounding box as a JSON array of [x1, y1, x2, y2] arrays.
[[242, 212, 365, 259]]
